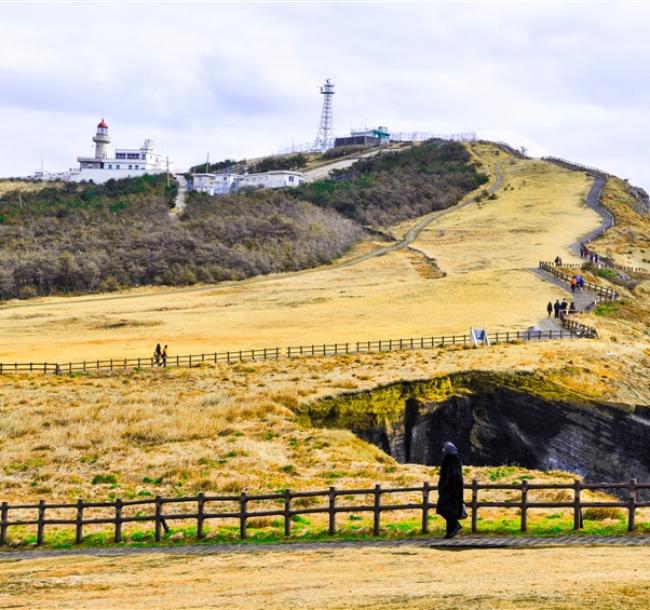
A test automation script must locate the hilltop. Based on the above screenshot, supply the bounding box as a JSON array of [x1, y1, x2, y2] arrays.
[[0, 140, 484, 300]]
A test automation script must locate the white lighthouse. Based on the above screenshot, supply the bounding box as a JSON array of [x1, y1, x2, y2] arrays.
[[59, 118, 173, 183], [93, 118, 111, 160]]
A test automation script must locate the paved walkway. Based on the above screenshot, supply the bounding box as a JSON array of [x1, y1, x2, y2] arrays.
[[1, 535, 647, 561], [169, 174, 188, 218], [531, 267, 599, 313]]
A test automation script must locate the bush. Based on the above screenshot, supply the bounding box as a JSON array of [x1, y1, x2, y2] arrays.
[[91, 473, 118, 485], [296, 140, 488, 227]]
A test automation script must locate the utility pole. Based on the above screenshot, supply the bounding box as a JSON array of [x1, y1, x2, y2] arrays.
[[166, 156, 170, 187], [205, 152, 210, 174]]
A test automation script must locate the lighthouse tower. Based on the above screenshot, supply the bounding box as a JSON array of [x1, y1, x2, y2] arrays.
[[93, 118, 111, 160]]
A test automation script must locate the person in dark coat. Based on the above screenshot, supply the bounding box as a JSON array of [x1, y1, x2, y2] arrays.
[[553, 299, 561, 319], [436, 441, 466, 539], [546, 301, 553, 318]]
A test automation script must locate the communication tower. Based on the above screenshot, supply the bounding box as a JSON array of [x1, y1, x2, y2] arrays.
[[313, 79, 335, 152]]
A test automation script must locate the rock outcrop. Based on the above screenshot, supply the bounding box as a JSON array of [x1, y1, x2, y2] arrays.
[[304, 373, 650, 487]]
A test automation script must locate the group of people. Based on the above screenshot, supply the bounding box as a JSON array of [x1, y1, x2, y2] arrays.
[[153, 343, 168, 367], [570, 274, 585, 292], [579, 242, 600, 265], [547, 298, 576, 319]]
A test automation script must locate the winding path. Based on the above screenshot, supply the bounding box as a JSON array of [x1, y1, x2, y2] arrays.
[[0, 158, 505, 311]]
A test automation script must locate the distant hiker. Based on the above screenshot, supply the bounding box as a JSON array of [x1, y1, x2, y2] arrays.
[[554, 256, 562, 266], [561, 299, 569, 315], [436, 442, 466, 539], [153, 343, 162, 366], [579, 243, 586, 257], [570, 276, 577, 293], [554, 299, 561, 319], [594, 253, 599, 266], [161, 345, 168, 367], [569, 301, 577, 314], [577, 275, 585, 290], [547, 301, 553, 318]]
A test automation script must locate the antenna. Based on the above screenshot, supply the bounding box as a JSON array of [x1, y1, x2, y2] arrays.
[[313, 78, 335, 152]]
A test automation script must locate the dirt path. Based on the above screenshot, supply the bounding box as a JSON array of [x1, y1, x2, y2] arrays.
[[1, 545, 649, 609], [0, 160, 505, 313], [169, 174, 187, 218]]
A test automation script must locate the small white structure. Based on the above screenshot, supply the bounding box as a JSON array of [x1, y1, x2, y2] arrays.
[[35, 119, 172, 184], [238, 170, 304, 190], [190, 172, 239, 196]]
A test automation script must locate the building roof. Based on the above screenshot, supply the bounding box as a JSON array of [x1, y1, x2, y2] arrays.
[[97, 118, 108, 129]]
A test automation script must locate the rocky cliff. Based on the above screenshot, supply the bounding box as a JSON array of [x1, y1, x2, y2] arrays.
[[302, 372, 650, 485]]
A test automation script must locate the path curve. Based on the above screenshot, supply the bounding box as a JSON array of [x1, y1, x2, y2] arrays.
[[0, 158, 506, 311], [1, 534, 647, 562]]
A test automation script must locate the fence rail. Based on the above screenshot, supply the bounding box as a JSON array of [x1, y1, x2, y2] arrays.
[[0, 328, 579, 376], [1, 479, 647, 547], [539, 261, 618, 300]]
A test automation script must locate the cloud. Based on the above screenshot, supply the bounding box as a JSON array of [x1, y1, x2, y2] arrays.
[[0, 2, 649, 191]]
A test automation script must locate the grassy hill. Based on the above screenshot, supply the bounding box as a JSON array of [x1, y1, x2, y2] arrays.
[[0, 141, 484, 301], [297, 140, 488, 226]]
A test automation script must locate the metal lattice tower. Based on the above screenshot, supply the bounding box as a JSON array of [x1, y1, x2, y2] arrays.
[[313, 79, 335, 152]]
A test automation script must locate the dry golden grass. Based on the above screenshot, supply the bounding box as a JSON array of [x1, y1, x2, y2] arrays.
[[0, 336, 648, 505], [1, 546, 650, 609], [0, 144, 599, 363], [593, 176, 650, 268], [0, 180, 59, 197]]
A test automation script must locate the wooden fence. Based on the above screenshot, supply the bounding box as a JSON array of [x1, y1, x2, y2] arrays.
[[0, 328, 579, 376], [559, 260, 648, 276], [1, 479, 648, 547], [539, 261, 618, 300]]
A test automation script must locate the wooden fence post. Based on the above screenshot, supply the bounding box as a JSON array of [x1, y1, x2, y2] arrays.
[[75, 498, 84, 544], [284, 489, 292, 537], [197, 492, 205, 540], [37, 499, 45, 546], [471, 479, 479, 534], [114, 498, 123, 543], [628, 478, 638, 532], [0, 502, 8, 546], [573, 480, 582, 530], [328, 486, 336, 535], [373, 484, 381, 536], [240, 491, 248, 540], [520, 480, 528, 532], [421, 481, 430, 534], [155, 496, 163, 542]]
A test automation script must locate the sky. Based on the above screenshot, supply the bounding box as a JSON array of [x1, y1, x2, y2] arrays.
[[0, 1, 649, 191]]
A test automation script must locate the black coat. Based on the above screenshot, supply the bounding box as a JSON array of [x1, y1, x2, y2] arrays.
[[436, 452, 465, 519]]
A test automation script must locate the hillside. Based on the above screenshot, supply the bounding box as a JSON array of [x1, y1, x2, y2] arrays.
[[0, 141, 484, 301], [297, 139, 488, 226], [0, 141, 648, 550]]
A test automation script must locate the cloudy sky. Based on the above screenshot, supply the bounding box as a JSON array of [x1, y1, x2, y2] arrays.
[[1, 1, 649, 189]]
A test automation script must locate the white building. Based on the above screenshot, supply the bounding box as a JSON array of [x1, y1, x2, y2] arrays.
[[188, 169, 305, 196], [190, 172, 239, 196], [238, 170, 305, 190], [35, 119, 172, 184]]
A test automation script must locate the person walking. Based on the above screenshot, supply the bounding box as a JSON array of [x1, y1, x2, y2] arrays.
[[161, 344, 168, 367], [553, 299, 561, 319], [570, 276, 577, 293], [153, 343, 162, 366], [436, 441, 466, 539], [546, 301, 553, 318]]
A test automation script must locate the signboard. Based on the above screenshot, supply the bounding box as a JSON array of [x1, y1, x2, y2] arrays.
[[470, 327, 490, 346]]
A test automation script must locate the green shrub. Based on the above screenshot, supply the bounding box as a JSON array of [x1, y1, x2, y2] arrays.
[[91, 473, 117, 485]]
